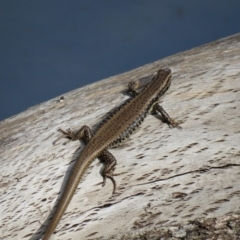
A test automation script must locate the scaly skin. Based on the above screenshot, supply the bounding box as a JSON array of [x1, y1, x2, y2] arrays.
[[41, 68, 181, 239]]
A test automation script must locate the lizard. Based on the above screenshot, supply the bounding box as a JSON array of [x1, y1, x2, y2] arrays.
[[41, 68, 181, 239]]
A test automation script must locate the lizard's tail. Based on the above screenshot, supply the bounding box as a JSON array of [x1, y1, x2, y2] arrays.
[[42, 149, 96, 240]]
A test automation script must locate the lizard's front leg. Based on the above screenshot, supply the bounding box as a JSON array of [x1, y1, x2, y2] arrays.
[[152, 104, 182, 129], [55, 126, 117, 194]]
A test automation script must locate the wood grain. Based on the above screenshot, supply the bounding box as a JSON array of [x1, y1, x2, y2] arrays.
[[1, 33, 240, 240]]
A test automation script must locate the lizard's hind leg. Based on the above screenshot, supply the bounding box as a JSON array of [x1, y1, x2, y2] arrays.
[[54, 125, 118, 194]]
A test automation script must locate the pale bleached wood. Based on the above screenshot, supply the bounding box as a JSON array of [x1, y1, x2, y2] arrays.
[[1, 33, 240, 240]]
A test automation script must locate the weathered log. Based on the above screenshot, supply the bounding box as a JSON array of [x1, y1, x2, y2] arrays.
[[1, 33, 240, 240]]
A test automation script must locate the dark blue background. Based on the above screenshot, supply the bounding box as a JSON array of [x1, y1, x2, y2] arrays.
[[1, 1, 240, 121]]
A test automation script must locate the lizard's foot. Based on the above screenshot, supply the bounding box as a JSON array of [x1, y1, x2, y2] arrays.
[[128, 80, 139, 96], [101, 163, 116, 194], [52, 128, 79, 145], [102, 171, 116, 194], [58, 128, 78, 140], [165, 119, 182, 129]]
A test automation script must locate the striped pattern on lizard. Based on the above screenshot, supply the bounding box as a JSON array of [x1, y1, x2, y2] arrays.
[[41, 68, 181, 239]]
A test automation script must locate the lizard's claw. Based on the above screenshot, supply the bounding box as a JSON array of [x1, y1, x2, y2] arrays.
[[102, 175, 116, 195], [167, 120, 182, 129], [101, 170, 116, 195], [52, 128, 75, 145]]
